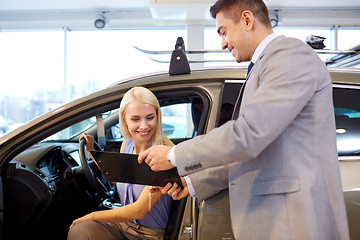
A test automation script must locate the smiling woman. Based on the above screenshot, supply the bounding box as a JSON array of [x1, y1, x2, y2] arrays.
[[122, 100, 158, 147], [67, 86, 175, 240]]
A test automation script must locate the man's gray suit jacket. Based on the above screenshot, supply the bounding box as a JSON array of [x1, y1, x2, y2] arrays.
[[176, 36, 350, 240]]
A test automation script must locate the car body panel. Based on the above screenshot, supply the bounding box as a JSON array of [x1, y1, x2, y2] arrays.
[[195, 68, 360, 240]]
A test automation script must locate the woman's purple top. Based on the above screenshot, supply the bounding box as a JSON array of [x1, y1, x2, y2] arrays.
[[116, 138, 173, 229]]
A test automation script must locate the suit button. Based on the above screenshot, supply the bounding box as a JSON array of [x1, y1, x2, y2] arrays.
[[185, 163, 202, 171]]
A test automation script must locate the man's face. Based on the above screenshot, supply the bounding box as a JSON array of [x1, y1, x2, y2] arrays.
[[216, 10, 251, 63]]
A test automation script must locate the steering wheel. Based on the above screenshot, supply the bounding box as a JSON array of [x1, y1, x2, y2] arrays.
[[79, 139, 115, 197]]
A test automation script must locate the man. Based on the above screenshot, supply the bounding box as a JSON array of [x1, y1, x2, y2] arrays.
[[139, 0, 349, 239]]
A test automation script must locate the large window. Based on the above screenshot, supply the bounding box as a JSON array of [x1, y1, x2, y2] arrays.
[[0, 29, 186, 137], [66, 30, 186, 100], [0, 31, 64, 133], [0, 26, 359, 138], [338, 29, 360, 50]]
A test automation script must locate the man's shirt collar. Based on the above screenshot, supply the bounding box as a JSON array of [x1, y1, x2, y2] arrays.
[[251, 33, 279, 64]]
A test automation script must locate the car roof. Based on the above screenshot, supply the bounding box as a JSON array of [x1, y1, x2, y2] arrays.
[[328, 67, 360, 85], [107, 67, 248, 88], [108, 66, 360, 88]]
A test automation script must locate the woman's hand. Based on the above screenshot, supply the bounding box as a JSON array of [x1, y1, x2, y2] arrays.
[[69, 213, 94, 229], [161, 177, 189, 200], [149, 186, 163, 193], [79, 133, 95, 152]]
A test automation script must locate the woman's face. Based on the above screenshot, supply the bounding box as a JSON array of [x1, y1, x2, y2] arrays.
[[124, 100, 157, 145]]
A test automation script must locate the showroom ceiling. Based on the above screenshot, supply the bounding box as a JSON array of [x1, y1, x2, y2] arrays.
[[0, 0, 359, 30], [1, 0, 359, 11]]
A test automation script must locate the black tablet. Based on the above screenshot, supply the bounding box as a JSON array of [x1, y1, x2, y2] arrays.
[[90, 150, 183, 188]]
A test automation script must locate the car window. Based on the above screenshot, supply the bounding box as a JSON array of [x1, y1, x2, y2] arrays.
[[333, 87, 360, 156], [42, 94, 203, 143], [161, 103, 194, 139], [44, 118, 96, 141], [44, 110, 115, 141], [106, 102, 195, 141], [217, 80, 243, 127]]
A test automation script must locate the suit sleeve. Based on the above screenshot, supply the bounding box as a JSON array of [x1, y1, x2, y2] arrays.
[[187, 165, 229, 201], [175, 38, 326, 176]]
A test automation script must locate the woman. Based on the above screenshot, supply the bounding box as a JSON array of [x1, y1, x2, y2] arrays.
[[68, 86, 174, 240]]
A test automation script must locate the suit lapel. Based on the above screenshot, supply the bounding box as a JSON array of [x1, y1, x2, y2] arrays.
[[231, 41, 273, 119], [232, 61, 259, 119]]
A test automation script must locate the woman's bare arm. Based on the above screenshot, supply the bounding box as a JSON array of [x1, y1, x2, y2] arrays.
[[70, 186, 163, 228]]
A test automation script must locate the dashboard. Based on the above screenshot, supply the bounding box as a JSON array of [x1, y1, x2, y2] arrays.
[[37, 147, 72, 176], [11, 142, 80, 181], [4, 141, 94, 239]]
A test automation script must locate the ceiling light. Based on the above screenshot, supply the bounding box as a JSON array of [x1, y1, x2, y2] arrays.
[[269, 10, 282, 28], [336, 128, 347, 134], [94, 14, 106, 29]]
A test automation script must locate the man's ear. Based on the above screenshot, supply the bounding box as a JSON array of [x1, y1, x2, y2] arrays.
[[242, 10, 254, 31]]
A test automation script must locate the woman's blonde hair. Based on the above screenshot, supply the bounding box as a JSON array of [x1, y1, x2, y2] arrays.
[[119, 86, 173, 147]]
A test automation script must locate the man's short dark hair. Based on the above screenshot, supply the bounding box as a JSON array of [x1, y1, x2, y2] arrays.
[[210, 0, 272, 28]]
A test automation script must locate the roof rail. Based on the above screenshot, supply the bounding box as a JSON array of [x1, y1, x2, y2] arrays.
[[325, 44, 360, 67], [134, 37, 359, 67]]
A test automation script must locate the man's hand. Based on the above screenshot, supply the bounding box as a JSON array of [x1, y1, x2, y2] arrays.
[[161, 177, 189, 200], [138, 145, 174, 171]]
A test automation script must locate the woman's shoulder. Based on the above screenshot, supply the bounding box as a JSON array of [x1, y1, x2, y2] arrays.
[[120, 138, 133, 153]]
